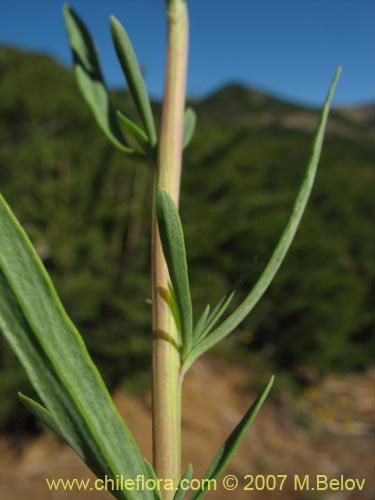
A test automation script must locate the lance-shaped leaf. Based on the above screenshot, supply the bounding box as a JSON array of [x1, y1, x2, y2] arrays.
[[173, 464, 194, 500], [193, 305, 210, 343], [182, 67, 341, 375], [193, 289, 235, 344], [189, 376, 274, 500], [183, 108, 197, 149], [63, 5, 133, 155], [18, 391, 107, 480], [117, 109, 154, 158], [19, 393, 66, 441], [0, 259, 106, 481], [192, 268, 252, 346], [110, 16, 157, 147], [156, 191, 193, 355], [0, 195, 153, 500], [143, 459, 163, 500], [18, 392, 65, 440]]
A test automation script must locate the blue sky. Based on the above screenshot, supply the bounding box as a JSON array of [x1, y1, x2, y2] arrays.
[[0, 0, 374, 107]]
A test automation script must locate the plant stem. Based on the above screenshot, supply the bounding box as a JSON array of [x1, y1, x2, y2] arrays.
[[151, 0, 188, 496]]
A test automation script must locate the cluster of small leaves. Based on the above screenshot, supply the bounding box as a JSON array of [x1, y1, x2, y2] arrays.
[[63, 5, 196, 164], [156, 66, 341, 377], [0, 3, 340, 500]]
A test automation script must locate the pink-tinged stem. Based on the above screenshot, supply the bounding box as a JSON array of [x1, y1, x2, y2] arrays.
[[151, 0, 189, 497]]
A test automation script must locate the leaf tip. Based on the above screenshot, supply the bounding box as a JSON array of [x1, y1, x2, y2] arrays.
[[63, 3, 74, 22], [109, 14, 119, 31], [333, 66, 342, 87], [109, 15, 126, 44]]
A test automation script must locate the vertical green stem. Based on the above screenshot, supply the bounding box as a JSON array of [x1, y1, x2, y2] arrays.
[[151, 0, 188, 497]]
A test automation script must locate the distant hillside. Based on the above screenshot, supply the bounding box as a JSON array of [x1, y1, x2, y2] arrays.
[[195, 83, 300, 123], [0, 45, 374, 432], [335, 103, 374, 131], [196, 83, 374, 140]]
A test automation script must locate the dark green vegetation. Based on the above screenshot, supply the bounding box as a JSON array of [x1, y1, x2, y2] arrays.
[[0, 46, 373, 432]]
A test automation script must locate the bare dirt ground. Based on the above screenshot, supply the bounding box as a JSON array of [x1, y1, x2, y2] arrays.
[[0, 360, 373, 500]]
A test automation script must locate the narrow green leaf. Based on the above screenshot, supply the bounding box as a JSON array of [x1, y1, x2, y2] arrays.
[[189, 377, 274, 500], [18, 392, 107, 479], [18, 392, 103, 480], [173, 463, 194, 500], [63, 4, 133, 155], [0, 195, 152, 500], [1, 270, 107, 481], [110, 16, 157, 146], [156, 191, 193, 355], [192, 268, 252, 345], [183, 108, 197, 149], [195, 289, 235, 343], [182, 67, 341, 374], [143, 459, 162, 500], [117, 110, 154, 158], [19, 393, 63, 439], [193, 305, 210, 343]]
